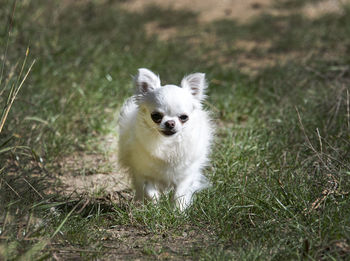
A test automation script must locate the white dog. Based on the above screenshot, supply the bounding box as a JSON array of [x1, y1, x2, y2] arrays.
[[118, 68, 213, 211]]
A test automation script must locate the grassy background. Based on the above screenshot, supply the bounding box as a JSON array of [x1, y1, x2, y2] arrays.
[[1, 0, 350, 259]]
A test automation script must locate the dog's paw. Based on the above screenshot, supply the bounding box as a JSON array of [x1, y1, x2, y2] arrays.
[[175, 195, 192, 212], [146, 190, 160, 203]]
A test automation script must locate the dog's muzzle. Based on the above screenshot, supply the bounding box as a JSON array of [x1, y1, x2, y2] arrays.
[[161, 130, 177, 136], [161, 120, 177, 136]]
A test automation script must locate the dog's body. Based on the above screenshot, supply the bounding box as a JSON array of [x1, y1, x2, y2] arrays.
[[118, 68, 213, 210]]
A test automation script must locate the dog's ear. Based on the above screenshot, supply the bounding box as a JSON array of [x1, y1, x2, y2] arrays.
[[181, 73, 207, 101], [134, 68, 161, 94]]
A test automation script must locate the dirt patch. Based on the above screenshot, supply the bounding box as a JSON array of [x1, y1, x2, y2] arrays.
[[145, 21, 179, 41], [56, 153, 129, 196], [50, 226, 216, 260], [123, 0, 346, 23], [123, 0, 273, 23], [50, 134, 131, 199], [303, 0, 346, 19]]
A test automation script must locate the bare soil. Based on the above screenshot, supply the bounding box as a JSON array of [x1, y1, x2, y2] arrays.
[[57, 152, 129, 197], [122, 0, 345, 22], [50, 226, 216, 260]]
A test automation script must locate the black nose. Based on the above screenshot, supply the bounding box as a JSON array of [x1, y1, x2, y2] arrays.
[[165, 120, 175, 129]]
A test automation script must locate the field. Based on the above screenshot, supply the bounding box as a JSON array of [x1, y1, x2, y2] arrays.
[[1, 0, 350, 259]]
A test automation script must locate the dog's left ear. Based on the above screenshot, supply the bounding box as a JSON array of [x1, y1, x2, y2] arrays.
[[181, 73, 207, 101]]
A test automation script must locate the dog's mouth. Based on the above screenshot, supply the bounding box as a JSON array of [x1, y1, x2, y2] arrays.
[[160, 130, 177, 136]]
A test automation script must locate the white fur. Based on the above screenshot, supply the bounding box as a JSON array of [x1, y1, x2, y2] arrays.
[[118, 68, 213, 211]]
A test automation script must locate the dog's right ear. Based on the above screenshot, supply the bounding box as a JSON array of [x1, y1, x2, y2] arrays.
[[181, 73, 207, 101], [134, 68, 161, 94]]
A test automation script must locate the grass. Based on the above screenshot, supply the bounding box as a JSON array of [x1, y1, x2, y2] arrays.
[[1, 0, 350, 259]]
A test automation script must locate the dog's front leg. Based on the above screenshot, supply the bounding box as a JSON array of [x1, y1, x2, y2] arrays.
[[132, 175, 145, 201], [144, 182, 160, 203], [174, 177, 196, 211]]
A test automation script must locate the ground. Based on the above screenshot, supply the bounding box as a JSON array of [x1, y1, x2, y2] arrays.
[[1, 0, 350, 260], [55, 0, 346, 197]]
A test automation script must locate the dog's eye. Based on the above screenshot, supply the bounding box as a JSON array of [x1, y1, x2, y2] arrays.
[[151, 112, 163, 124], [179, 114, 189, 123]]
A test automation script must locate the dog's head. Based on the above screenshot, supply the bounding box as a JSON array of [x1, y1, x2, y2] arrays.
[[134, 68, 208, 137]]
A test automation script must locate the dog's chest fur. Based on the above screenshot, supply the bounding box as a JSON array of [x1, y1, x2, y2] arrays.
[[129, 127, 196, 181]]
